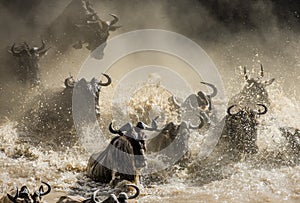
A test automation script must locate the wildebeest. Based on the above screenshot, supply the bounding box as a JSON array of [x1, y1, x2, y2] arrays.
[[229, 65, 275, 108], [18, 74, 111, 149], [56, 184, 139, 203], [86, 120, 157, 185], [279, 127, 300, 154], [8, 40, 49, 87], [171, 82, 217, 125], [70, 74, 112, 115], [147, 116, 205, 155], [217, 104, 268, 155], [45, 0, 120, 58], [171, 82, 217, 111], [0, 182, 51, 203]]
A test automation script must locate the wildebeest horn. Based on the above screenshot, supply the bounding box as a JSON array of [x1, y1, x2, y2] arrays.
[[7, 187, 18, 203], [107, 14, 118, 26], [265, 78, 275, 86], [39, 181, 51, 196], [37, 40, 46, 52], [189, 115, 205, 129], [260, 64, 264, 78], [256, 104, 268, 115], [170, 96, 181, 108], [200, 82, 217, 97], [109, 122, 122, 135], [126, 184, 140, 199], [10, 44, 20, 56], [243, 66, 249, 81], [98, 73, 112, 86], [227, 105, 238, 116], [92, 189, 101, 203]]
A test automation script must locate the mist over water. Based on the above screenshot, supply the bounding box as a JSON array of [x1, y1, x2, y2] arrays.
[[0, 0, 299, 202]]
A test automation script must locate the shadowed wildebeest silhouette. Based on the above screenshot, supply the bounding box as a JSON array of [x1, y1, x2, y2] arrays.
[[8, 40, 49, 87], [45, 0, 120, 59]]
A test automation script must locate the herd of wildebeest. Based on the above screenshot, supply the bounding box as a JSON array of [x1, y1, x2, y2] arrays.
[[1, 0, 299, 202]]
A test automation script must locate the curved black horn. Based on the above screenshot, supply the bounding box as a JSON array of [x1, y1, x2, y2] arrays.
[[260, 64, 264, 78], [256, 104, 268, 115], [227, 105, 237, 116], [109, 122, 122, 135], [92, 189, 101, 203], [126, 184, 140, 199], [107, 14, 119, 26], [201, 82, 218, 97], [37, 40, 46, 52], [10, 44, 20, 56], [7, 187, 18, 203], [189, 115, 205, 129], [39, 181, 51, 196], [98, 73, 112, 86], [170, 96, 181, 108], [244, 66, 249, 81]]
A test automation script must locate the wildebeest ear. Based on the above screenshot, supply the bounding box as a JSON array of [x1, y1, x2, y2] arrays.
[[264, 78, 275, 86], [39, 185, 44, 193]]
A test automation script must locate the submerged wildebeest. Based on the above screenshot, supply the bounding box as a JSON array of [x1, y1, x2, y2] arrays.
[[8, 40, 49, 87], [147, 116, 205, 155], [229, 65, 275, 107], [171, 82, 218, 125], [56, 184, 139, 203], [0, 182, 51, 203], [45, 0, 120, 58], [279, 127, 300, 154], [188, 104, 268, 185], [217, 104, 268, 155], [87, 120, 157, 185]]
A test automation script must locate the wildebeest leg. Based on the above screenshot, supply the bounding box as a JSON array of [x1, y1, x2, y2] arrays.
[[134, 169, 141, 185]]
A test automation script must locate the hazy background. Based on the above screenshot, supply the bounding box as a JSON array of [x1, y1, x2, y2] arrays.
[[0, 0, 299, 111]]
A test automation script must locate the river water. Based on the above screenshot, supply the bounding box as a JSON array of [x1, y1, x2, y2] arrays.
[[0, 78, 299, 203]]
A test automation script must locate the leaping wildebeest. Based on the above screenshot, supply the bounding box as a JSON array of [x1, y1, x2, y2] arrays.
[[229, 64, 275, 108], [0, 181, 51, 203], [86, 120, 156, 185], [8, 40, 49, 87], [45, 0, 120, 58]]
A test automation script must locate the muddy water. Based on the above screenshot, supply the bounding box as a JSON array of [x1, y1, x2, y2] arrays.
[[0, 79, 299, 203]]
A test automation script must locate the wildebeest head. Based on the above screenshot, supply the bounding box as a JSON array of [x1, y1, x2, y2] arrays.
[[171, 82, 217, 111], [75, 13, 120, 55], [223, 104, 268, 154], [9, 40, 49, 86], [233, 65, 275, 107], [109, 122, 150, 169], [7, 182, 51, 203]]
